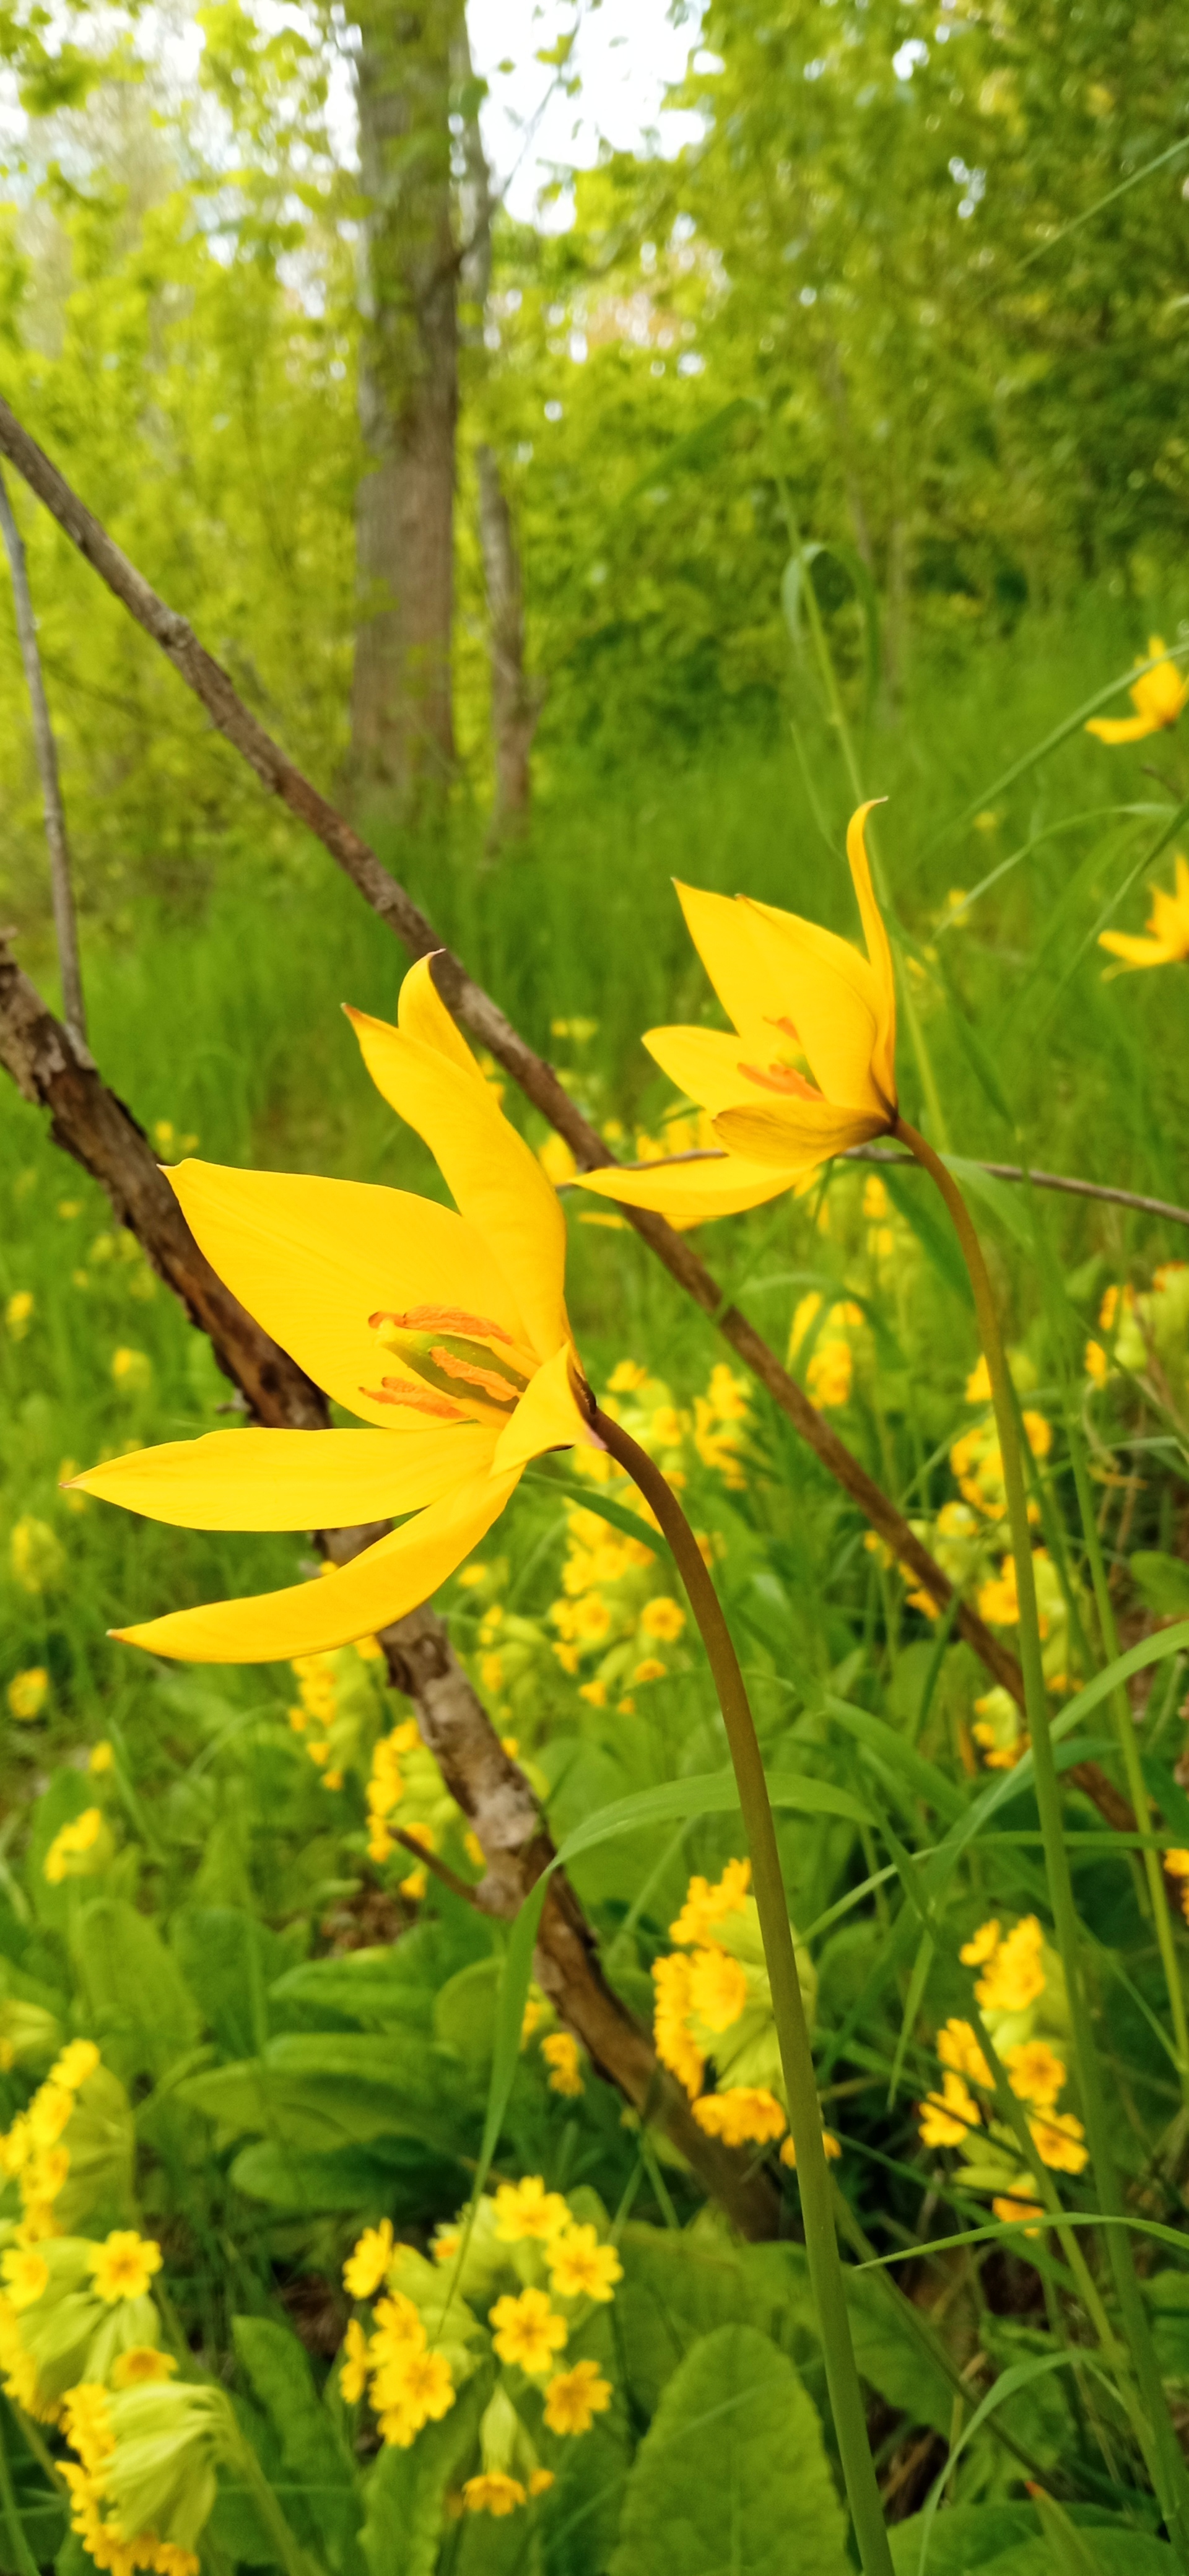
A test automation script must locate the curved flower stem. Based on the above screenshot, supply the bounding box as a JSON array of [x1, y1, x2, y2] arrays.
[[592, 1404, 893, 2576], [895, 1116, 1189, 2565]]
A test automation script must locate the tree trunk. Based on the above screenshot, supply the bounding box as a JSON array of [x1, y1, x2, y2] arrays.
[[351, 0, 461, 817], [476, 444, 541, 840]]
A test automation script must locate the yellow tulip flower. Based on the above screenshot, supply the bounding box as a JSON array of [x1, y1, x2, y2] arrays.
[[69, 960, 597, 1661], [1099, 853, 1189, 973], [577, 803, 897, 1219], [1086, 636, 1189, 745]]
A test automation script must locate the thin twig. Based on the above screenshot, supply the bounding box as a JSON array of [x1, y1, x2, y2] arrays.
[[0, 463, 86, 1044], [564, 1144, 1189, 1234], [391, 1825, 481, 1909]]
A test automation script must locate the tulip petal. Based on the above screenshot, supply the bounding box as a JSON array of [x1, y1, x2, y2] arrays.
[[493, 1342, 593, 1475], [346, 1009, 568, 1366], [69, 1424, 494, 1530], [671, 882, 803, 1041], [575, 1155, 804, 1224], [734, 899, 886, 1115], [111, 1469, 522, 1663], [846, 803, 897, 1109], [643, 1024, 791, 1115], [714, 1099, 887, 1168], [168, 1162, 522, 1429], [1097, 931, 1175, 971], [396, 953, 485, 1078], [1086, 713, 1157, 744]]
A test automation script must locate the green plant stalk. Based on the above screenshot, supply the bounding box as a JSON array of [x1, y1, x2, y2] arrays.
[[1061, 1397, 1189, 2107], [896, 1116, 1189, 2564], [594, 1404, 894, 2576], [220, 2410, 318, 2576], [0, 2406, 40, 2576]]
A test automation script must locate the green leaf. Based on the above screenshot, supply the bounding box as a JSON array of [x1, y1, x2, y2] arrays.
[[433, 1959, 502, 2082], [880, 1166, 973, 1309], [232, 2317, 365, 2576], [70, 1897, 202, 2080], [1130, 1552, 1189, 1618], [170, 1906, 297, 2057], [230, 2137, 463, 2214], [614, 2229, 818, 2421], [889, 2504, 1174, 2575], [360, 2377, 487, 2576], [609, 2324, 849, 2576]]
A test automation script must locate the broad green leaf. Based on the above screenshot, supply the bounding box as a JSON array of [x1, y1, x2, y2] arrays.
[[1130, 1552, 1189, 1619], [230, 2137, 464, 2214], [889, 2504, 1174, 2575], [433, 1959, 502, 2081], [609, 2324, 848, 2576], [170, 1906, 298, 2057], [70, 1897, 201, 2080], [360, 2377, 487, 2576], [232, 2317, 365, 2576], [614, 2227, 819, 2421], [881, 1167, 973, 1308]]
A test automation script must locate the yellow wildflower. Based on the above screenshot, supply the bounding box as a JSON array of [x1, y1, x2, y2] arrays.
[[779, 2128, 841, 2169], [632, 1658, 667, 1684], [541, 2032, 584, 2098], [651, 1952, 705, 2098], [544, 2359, 613, 2435], [669, 1857, 751, 1947], [110, 2347, 177, 2388], [1087, 638, 1189, 745], [43, 1809, 105, 1887], [972, 1917, 1046, 2015], [546, 2226, 622, 2304], [608, 1361, 649, 1393], [1005, 2040, 1067, 2110], [10, 1516, 64, 1595], [489, 2287, 567, 2375], [937, 2020, 991, 2089], [575, 803, 897, 1224], [692, 2087, 786, 2146], [640, 1596, 685, 1642], [1, 2249, 48, 2311], [1100, 855, 1189, 973], [51, 2041, 100, 2091], [88, 1741, 114, 1774], [493, 2177, 569, 2243], [807, 1338, 853, 1408], [463, 2473, 526, 2515], [959, 1919, 1000, 1967], [344, 2221, 394, 2301], [1030, 2110, 1089, 2175], [87, 2232, 163, 2303], [918, 2073, 981, 2148], [5, 1289, 34, 1339], [7, 1668, 48, 1723], [687, 1946, 749, 2034]]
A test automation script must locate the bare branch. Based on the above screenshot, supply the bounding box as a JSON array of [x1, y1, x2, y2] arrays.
[[0, 464, 87, 1045], [0, 936, 779, 2237]]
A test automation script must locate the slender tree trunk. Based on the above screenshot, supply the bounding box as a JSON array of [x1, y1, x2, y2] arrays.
[[0, 464, 87, 1044], [351, 0, 461, 817], [477, 444, 541, 840]]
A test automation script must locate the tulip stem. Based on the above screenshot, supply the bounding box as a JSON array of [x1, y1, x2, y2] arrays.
[[592, 1403, 894, 2576], [895, 1116, 1189, 2565]]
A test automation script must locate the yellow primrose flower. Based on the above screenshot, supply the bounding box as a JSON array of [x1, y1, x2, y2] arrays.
[[692, 2086, 786, 2146], [687, 1946, 750, 2034], [1029, 2110, 1089, 2175], [546, 2226, 622, 2304], [463, 2473, 526, 2516], [669, 1857, 751, 1947], [575, 803, 897, 1224], [69, 960, 599, 1662], [110, 2346, 178, 2388], [339, 2317, 370, 2404], [1, 2248, 50, 2311], [489, 2287, 568, 2376], [779, 2126, 841, 2169], [1099, 855, 1189, 974], [918, 2073, 982, 2149], [85, 2232, 162, 2303], [541, 2032, 584, 2097], [493, 2177, 569, 2243], [7, 1668, 48, 1723], [937, 2019, 991, 2089], [343, 2220, 394, 2302], [1086, 637, 1189, 744], [1005, 2040, 1067, 2110], [970, 1917, 1047, 2016], [544, 2359, 612, 2435], [651, 1952, 706, 2099], [640, 1596, 685, 1642]]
